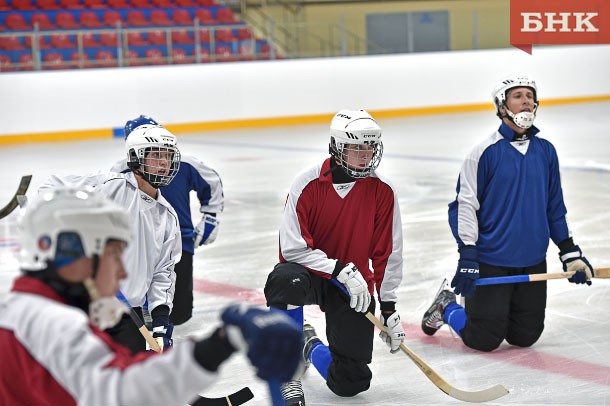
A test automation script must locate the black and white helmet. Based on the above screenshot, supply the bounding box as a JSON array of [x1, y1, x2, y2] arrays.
[[125, 125, 181, 188], [329, 109, 383, 179], [492, 73, 539, 129]]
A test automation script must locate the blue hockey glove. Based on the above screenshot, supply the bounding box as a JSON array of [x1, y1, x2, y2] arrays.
[[559, 244, 593, 285], [152, 315, 174, 352], [194, 213, 219, 246], [451, 245, 479, 297], [221, 304, 302, 383]]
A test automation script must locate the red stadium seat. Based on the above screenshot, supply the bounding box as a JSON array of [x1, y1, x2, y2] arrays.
[[70, 51, 90, 68], [95, 50, 117, 67], [194, 8, 215, 25], [130, 0, 152, 7], [147, 30, 166, 45], [18, 53, 34, 70], [197, 28, 210, 43], [82, 32, 101, 47], [0, 54, 14, 72], [124, 49, 141, 66], [238, 43, 253, 60], [50, 33, 76, 48], [171, 29, 194, 44], [31, 13, 57, 30], [37, 0, 61, 9], [216, 8, 236, 24], [152, 0, 173, 7], [6, 14, 32, 31], [103, 10, 124, 27], [25, 34, 51, 50], [172, 9, 193, 26], [99, 32, 118, 46], [107, 0, 129, 7], [56, 12, 81, 29], [80, 11, 104, 28], [214, 44, 233, 62], [0, 0, 10, 11], [60, 0, 84, 8], [170, 47, 189, 63], [12, 0, 36, 10], [127, 10, 149, 27], [196, 0, 216, 5], [237, 27, 253, 40], [150, 10, 172, 26], [0, 35, 26, 51], [175, 0, 196, 6], [43, 52, 67, 69], [126, 31, 149, 46], [84, 0, 107, 8], [215, 28, 235, 43], [144, 48, 164, 65]]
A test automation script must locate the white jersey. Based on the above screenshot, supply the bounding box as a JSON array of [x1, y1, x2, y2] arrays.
[[0, 277, 216, 406], [39, 171, 181, 311]]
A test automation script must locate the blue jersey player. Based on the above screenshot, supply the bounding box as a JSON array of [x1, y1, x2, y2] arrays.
[[421, 74, 594, 352]]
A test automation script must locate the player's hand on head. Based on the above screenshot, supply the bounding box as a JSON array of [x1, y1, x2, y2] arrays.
[[336, 263, 371, 313], [221, 304, 303, 382], [451, 246, 479, 297]]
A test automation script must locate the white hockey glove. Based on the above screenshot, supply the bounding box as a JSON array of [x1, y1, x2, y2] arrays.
[[336, 263, 371, 313], [194, 213, 219, 246], [379, 310, 405, 353]]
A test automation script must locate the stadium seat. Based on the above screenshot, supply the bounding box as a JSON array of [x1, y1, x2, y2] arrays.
[[150, 10, 172, 26], [6, 14, 32, 31], [25, 34, 51, 50], [56, 12, 81, 29], [0, 54, 14, 72], [172, 9, 193, 26], [152, 0, 173, 7], [124, 48, 141, 66], [127, 10, 149, 27], [170, 48, 188, 64], [130, 0, 152, 7], [99, 31, 118, 46], [50, 33, 76, 48], [12, 0, 36, 10], [238, 43, 253, 60], [84, 0, 107, 8], [216, 8, 237, 24], [107, 0, 129, 7], [0, 0, 10, 11], [43, 51, 67, 69], [171, 29, 194, 44], [80, 11, 104, 28], [196, 0, 216, 5], [82, 32, 101, 47], [237, 27, 253, 40], [103, 10, 125, 27], [214, 44, 233, 62], [0, 35, 26, 51], [18, 53, 34, 70], [215, 28, 235, 43], [126, 31, 148, 46], [144, 47, 164, 65], [70, 50, 89, 68], [37, 0, 61, 10], [175, 0, 196, 6], [95, 50, 117, 67], [60, 0, 84, 9], [194, 8, 215, 25], [197, 28, 210, 44], [31, 13, 57, 30], [147, 30, 166, 45]]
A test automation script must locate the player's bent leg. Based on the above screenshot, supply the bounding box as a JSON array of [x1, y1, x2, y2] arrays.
[[460, 316, 506, 352], [264, 262, 313, 309], [170, 252, 193, 325]]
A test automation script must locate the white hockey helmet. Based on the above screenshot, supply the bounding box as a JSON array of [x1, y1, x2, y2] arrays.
[[18, 187, 131, 271], [492, 73, 539, 129], [125, 124, 181, 188], [329, 109, 383, 179]]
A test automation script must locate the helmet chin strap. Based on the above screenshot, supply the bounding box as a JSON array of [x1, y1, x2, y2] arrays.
[[503, 103, 538, 129]]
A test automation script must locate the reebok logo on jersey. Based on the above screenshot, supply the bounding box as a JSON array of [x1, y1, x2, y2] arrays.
[[140, 193, 153, 203]]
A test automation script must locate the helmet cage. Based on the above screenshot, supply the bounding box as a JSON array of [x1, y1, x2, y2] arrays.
[[128, 144, 181, 188], [330, 137, 383, 179]]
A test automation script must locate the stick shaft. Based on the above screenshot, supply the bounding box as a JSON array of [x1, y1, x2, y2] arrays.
[[116, 291, 162, 353], [0, 175, 32, 219], [477, 267, 610, 286]]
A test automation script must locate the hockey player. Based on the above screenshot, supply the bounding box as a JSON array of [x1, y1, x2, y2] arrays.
[[421, 74, 594, 352], [39, 125, 182, 354], [264, 109, 405, 404], [112, 115, 224, 326], [0, 187, 303, 406]]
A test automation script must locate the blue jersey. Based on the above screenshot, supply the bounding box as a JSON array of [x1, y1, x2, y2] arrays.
[[448, 122, 570, 267], [112, 155, 223, 254]]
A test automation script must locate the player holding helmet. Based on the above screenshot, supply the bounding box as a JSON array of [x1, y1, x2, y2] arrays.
[[421, 74, 594, 352], [264, 109, 405, 404], [39, 125, 182, 354], [0, 187, 303, 405]]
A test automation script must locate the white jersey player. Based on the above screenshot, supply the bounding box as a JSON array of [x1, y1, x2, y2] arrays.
[[39, 125, 182, 353]]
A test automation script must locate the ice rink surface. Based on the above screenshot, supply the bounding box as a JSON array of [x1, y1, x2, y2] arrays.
[[1, 102, 609, 405]]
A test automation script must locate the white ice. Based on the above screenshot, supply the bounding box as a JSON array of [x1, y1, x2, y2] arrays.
[[1, 102, 609, 405]]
